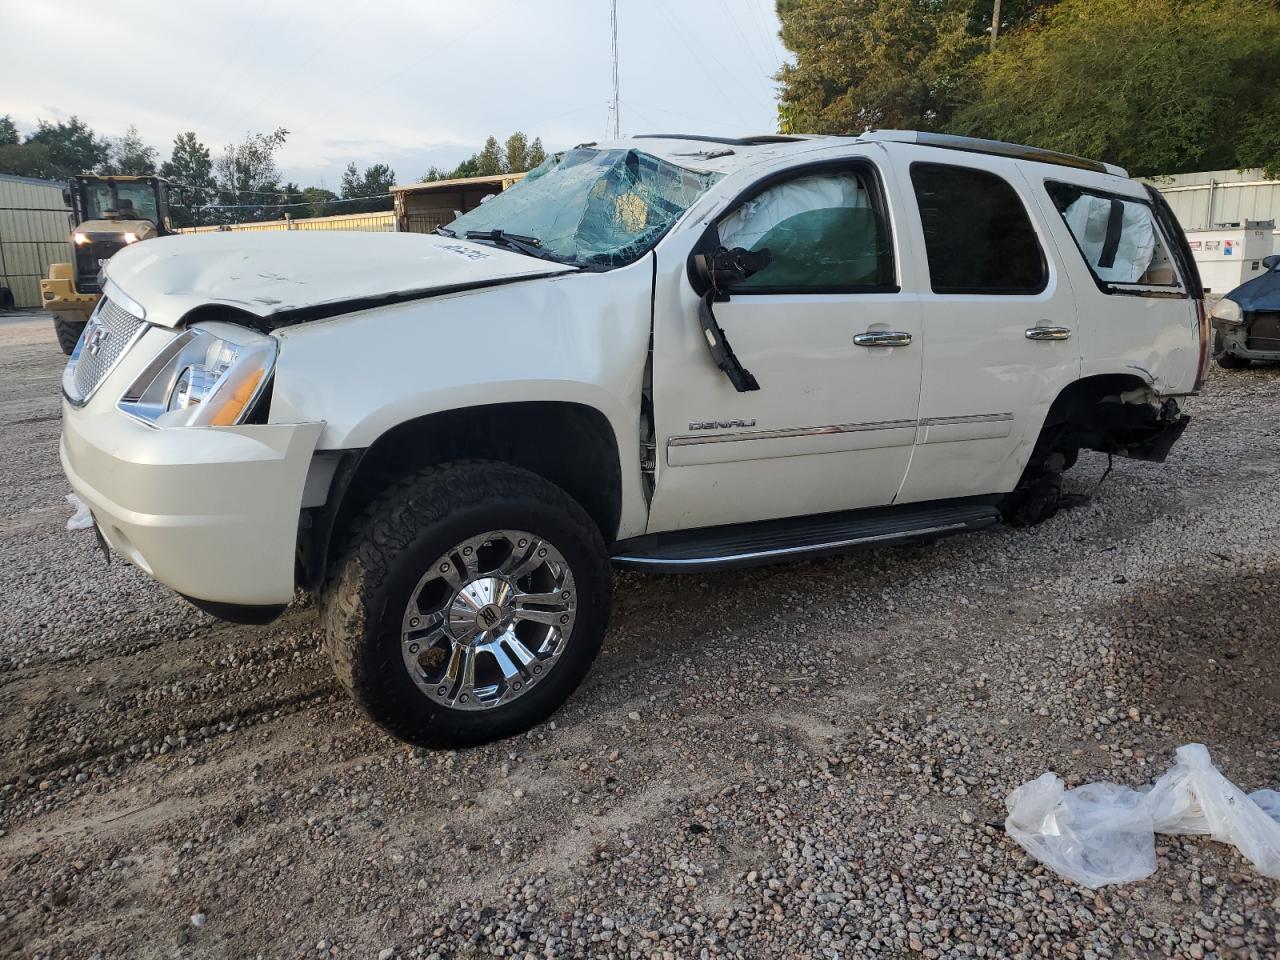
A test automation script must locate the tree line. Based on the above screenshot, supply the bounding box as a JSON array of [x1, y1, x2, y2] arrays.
[[0, 117, 547, 226], [775, 0, 1280, 178]]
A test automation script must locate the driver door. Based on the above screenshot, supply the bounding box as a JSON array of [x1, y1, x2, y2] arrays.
[[647, 158, 924, 532]]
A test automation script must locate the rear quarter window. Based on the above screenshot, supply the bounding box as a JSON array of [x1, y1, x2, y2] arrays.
[[1044, 181, 1182, 294]]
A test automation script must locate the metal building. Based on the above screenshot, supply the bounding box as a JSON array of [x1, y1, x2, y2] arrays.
[[1147, 168, 1280, 233], [0, 173, 71, 309], [390, 173, 525, 234]]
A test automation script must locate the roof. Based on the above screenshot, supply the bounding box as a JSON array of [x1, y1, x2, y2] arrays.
[[390, 172, 526, 194], [0, 172, 65, 188]]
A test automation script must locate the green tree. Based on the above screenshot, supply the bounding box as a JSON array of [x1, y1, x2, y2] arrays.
[[161, 132, 216, 227], [953, 0, 1280, 176], [0, 115, 18, 147], [476, 136, 505, 176], [527, 137, 547, 169], [25, 116, 111, 177], [776, 0, 982, 133], [214, 127, 289, 222], [504, 131, 529, 173], [339, 162, 396, 213], [0, 142, 55, 179], [102, 125, 158, 176], [300, 185, 338, 217]]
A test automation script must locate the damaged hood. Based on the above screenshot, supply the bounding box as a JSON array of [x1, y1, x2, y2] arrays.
[[1224, 264, 1280, 314], [103, 230, 577, 328]]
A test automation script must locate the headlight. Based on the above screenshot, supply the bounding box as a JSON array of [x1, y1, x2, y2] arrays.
[[74, 232, 90, 245], [122, 232, 139, 244], [118, 326, 276, 427], [1210, 298, 1243, 325]]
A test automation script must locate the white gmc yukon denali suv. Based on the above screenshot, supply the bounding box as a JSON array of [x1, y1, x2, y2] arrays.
[[60, 131, 1208, 746]]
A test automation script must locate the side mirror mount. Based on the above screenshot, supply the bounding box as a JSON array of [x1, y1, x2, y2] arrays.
[[1263, 254, 1280, 272]]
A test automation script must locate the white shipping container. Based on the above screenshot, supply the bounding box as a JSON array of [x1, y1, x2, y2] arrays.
[[1184, 222, 1275, 295]]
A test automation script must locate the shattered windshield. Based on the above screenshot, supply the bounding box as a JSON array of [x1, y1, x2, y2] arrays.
[[445, 148, 722, 268]]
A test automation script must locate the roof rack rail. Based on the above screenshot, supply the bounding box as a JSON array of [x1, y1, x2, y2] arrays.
[[634, 133, 812, 147], [860, 130, 1125, 178]]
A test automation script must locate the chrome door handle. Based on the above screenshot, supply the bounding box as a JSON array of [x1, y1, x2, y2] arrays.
[[1025, 325, 1072, 341], [853, 330, 912, 348]]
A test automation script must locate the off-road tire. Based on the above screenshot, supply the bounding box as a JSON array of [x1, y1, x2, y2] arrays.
[[321, 460, 612, 748], [1000, 450, 1066, 527], [54, 318, 86, 356]]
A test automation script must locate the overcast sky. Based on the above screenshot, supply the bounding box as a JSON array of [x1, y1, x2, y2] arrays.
[[1, 0, 790, 188]]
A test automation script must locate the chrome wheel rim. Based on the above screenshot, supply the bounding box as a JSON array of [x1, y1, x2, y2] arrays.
[[401, 530, 577, 711]]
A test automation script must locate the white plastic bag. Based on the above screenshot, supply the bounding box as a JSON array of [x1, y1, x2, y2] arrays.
[[65, 493, 93, 531], [1005, 772, 1157, 888], [1145, 744, 1280, 878], [1007, 744, 1280, 887]]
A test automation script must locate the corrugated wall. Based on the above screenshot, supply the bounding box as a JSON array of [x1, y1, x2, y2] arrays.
[[181, 211, 395, 234], [0, 175, 71, 309], [1145, 169, 1280, 233]]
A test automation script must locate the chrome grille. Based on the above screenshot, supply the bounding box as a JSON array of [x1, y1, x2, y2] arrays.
[[64, 297, 147, 405]]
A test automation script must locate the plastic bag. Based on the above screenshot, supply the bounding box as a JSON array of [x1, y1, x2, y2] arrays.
[[1145, 744, 1280, 878], [65, 493, 93, 531], [1005, 772, 1157, 888], [1007, 744, 1280, 887]]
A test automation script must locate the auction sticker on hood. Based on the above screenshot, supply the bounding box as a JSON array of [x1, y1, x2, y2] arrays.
[[440, 244, 492, 261]]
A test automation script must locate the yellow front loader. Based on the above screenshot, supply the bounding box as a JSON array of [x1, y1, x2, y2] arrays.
[[42, 174, 178, 354]]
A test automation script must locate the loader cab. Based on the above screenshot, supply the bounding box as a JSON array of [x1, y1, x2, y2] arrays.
[[66, 175, 177, 294]]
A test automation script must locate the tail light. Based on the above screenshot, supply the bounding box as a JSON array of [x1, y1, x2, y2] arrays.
[[1193, 298, 1210, 393]]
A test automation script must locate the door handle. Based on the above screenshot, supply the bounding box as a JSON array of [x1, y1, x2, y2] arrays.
[[853, 330, 913, 348], [1025, 325, 1072, 341]]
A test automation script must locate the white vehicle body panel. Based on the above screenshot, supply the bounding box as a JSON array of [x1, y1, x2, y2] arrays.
[[57, 133, 1203, 608], [270, 263, 655, 540], [101, 229, 574, 327]]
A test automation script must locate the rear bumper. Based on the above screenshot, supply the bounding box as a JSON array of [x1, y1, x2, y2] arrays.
[[60, 401, 323, 606]]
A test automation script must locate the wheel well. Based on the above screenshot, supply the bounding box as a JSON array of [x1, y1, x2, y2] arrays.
[[336, 401, 623, 548], [1039, 374, 1186, 463]]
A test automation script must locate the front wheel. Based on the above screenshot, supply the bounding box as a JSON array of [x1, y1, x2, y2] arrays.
[[321, 461, 612, 748], [54, 318, 86, 356]]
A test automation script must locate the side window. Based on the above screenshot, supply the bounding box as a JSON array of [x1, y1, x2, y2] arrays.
[[1044, 181, 1179, 290], [716, 168, 894, 292], [909, 163, 1047, 295]]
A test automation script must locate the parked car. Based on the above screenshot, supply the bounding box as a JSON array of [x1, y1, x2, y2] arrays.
[[59, 131, 1208, 747], [1210, 254, 1280, 367]]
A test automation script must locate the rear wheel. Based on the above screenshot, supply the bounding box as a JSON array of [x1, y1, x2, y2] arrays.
[[54, 318, 86, 356], [321, 461, 612, 748]]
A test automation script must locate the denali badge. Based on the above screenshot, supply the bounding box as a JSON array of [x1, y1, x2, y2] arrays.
[[688, 418, 756, 431]]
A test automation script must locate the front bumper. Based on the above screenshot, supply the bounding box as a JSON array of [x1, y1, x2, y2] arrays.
[[1213, 318, 1280, 360], [61, 402, 323, 606]]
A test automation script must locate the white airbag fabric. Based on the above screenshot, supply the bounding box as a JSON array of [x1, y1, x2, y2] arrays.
[[1063, 194, 1157, 284], [1006, 743, 1280, 888]]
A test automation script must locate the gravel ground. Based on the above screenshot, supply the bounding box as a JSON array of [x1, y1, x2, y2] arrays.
[[1, 314, 1277, 959]]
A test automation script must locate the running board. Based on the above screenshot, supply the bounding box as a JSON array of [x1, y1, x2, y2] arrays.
[[611, 499, 1001, 572]]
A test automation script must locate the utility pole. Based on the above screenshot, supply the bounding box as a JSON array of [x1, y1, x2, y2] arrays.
[[990, 0, 1001, 49], [610, 0, 621, 139]]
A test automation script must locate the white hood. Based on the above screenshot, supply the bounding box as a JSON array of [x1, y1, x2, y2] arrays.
[[103, 230, 576, 328]]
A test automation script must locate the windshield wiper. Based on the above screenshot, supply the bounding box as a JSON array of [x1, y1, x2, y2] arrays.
[[434, 226, 456, 237], [464, 229, 569, 264]]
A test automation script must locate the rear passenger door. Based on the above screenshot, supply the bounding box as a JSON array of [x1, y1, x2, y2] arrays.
[[892, 154, 1082, 504]]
